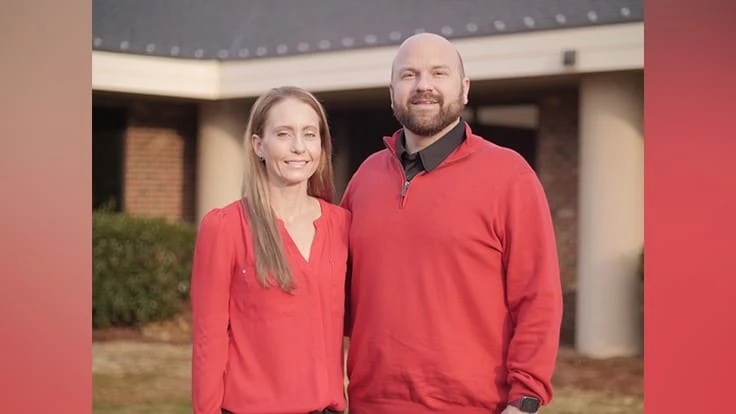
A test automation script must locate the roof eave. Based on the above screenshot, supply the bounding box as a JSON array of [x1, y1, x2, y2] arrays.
[[92, 22, 644, 100]]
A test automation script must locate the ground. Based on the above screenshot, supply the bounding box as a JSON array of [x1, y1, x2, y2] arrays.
[[93, 315, 642, 414]]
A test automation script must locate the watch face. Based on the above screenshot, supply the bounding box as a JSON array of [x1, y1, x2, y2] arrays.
[[519, 397, 540, 412]]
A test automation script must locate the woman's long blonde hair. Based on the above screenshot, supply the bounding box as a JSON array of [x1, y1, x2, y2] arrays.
[[241, 86, 334, 292]]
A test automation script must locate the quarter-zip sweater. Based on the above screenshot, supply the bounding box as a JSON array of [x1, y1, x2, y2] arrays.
[[341, 123, 563, 414], [191, 198, 350, 414]]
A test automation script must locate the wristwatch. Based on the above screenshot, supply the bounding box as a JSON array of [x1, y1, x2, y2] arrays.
[[509, 396, 540, 412]]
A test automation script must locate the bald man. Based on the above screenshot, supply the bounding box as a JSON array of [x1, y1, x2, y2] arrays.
[[340, 33, 563, 414]]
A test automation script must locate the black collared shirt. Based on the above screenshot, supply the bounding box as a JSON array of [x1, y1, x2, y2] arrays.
[[396, 118, 466, 181]]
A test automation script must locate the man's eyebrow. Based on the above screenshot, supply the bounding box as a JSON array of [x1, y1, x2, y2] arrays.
[[398, 65, 451, 72]]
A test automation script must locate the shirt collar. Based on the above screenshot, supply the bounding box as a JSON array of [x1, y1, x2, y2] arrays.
[[396, 118, 467, 172]]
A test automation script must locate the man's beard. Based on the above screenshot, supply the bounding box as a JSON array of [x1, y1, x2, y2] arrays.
[[393, 91, 465, 137]]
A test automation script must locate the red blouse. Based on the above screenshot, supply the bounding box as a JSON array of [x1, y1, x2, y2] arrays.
[[190, 198, 350, 414]]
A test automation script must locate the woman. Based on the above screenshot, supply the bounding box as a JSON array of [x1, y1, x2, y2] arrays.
[[190, 86, 350, 414]]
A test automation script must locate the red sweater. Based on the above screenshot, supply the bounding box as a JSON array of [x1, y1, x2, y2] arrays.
[[190, 198, 350, 414], [340, 123, 563, 414]]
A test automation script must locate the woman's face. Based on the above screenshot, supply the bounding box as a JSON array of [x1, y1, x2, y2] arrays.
[[253, 98, 323, 189]]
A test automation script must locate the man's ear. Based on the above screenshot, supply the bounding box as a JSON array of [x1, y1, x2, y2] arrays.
[[389, 84, 395, 110], [462, 78, 470, 105]]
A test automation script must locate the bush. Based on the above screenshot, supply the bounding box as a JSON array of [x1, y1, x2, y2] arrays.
[[93, 210, 197, 329]]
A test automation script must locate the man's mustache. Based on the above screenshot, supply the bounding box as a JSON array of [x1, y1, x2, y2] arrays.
[[409, 93, 443, 104]]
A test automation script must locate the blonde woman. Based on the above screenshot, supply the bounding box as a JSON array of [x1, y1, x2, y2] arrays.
[[190, 86, 349, 414]]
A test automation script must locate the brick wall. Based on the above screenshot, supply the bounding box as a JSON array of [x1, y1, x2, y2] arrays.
[[123, 100, 197, 222], [536, 90, 580, 290], [536, 89, 580, 344]]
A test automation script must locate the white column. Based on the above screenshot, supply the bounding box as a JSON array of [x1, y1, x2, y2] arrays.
[[576, 71, 644, 357], [196, 100, 249, 223]]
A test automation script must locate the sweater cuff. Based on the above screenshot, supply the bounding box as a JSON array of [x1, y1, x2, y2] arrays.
[[507, 378, 546, 406]]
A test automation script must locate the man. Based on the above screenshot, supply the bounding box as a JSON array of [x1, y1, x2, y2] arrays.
[[340, 33, 563, 414]]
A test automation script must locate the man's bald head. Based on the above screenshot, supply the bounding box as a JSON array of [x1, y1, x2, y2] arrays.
[[388, 32, 470, 141], [390, 33, 466, 81]]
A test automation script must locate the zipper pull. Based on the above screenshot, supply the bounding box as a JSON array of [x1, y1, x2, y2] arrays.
[[401, 180, 410, 197]]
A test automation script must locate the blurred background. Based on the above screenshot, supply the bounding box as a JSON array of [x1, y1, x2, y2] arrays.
[[91, 1, 644, 412]]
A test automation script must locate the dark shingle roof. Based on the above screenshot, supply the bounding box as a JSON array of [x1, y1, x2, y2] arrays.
[[93, 0, 643, 61]]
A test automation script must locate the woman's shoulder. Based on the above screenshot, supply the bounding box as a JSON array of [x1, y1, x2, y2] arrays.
[[198, 199, 246, 230], [319, 198, 352, 226]]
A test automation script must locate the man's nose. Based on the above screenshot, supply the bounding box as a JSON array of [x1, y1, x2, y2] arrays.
[[415, 74, 434, 92]]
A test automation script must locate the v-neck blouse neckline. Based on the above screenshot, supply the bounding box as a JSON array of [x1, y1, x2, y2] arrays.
[[275, 197, 326, 267]]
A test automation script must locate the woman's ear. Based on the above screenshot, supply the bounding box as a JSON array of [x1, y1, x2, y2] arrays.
[[251, 134, 263, 159]]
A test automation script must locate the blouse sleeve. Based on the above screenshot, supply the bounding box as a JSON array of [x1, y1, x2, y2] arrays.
[[190, 208, 233, 414]]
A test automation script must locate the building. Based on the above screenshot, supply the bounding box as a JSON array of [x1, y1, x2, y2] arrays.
[[92, 0, 644, 358]]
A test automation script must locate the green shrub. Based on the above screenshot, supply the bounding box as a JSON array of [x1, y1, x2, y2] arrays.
[[93, 210, 197, 329]]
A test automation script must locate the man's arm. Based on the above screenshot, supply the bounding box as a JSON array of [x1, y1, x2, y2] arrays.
[[339, 176, 356, 338], [500, 169, 564, 407]]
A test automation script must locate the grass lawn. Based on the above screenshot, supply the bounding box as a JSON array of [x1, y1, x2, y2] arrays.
[[93, 340, 642, 414]]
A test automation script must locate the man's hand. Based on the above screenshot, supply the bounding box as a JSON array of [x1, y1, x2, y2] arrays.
[[501, 405, 535, 414]]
